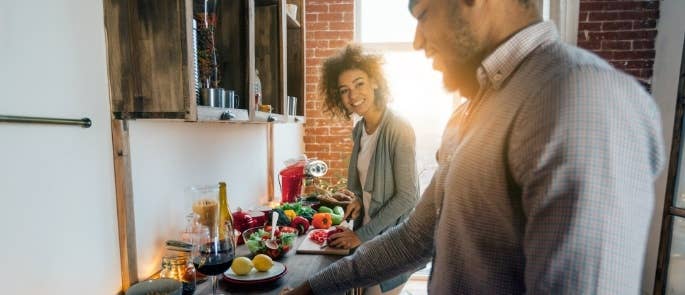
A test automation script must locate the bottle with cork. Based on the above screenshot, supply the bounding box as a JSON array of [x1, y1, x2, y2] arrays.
[[218, 182, 234, 243]]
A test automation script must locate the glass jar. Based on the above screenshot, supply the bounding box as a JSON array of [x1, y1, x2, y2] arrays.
[[255, 69, 263, 111], [160, 255, 196, 295]]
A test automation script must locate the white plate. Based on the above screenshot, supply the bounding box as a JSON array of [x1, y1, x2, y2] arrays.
[[222, 261, 286, 284]]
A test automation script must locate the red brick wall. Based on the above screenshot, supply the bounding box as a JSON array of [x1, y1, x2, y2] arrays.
[[576, 0, 659, 89], [304, 0, 355, 183]]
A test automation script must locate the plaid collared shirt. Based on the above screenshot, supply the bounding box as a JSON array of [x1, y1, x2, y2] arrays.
[[309, 21, 665, 294]]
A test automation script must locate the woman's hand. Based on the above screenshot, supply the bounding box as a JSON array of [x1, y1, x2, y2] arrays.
[[341, 190, 361, 221], [328, 227, 362, 249]]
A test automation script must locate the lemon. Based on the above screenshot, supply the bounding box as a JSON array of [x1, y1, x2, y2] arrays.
[[230, 256, 253, 275], [252, 254, 274, 272]]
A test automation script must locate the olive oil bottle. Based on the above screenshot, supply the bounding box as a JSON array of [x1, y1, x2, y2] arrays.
[[218, 182, 233, 241]]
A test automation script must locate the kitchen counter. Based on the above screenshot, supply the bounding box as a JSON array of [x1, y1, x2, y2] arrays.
[[195, 233, 360, 295]]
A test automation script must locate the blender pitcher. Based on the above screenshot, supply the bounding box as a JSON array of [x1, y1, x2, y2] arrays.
[[278, 162, 305, 204]]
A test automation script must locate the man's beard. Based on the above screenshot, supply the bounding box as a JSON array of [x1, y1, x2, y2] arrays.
[[441, 3, 483, 97]]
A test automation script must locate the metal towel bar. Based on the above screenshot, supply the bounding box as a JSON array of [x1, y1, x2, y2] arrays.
[[0, 114, 92, 128]]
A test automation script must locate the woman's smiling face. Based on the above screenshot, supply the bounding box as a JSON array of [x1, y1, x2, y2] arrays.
[[337, 68, 379, 117]]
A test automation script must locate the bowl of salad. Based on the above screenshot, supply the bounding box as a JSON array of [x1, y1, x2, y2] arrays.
[[243, 225, 298, 259]]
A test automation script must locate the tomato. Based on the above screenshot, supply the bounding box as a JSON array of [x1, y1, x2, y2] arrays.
[[266, 248, 281, 258], [279, 226, 298, 234], [264, 226, 280, 237], [308, 230, 328, 245]]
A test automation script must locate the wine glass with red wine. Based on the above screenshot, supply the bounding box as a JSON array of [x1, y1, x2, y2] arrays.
[[187, 185, 234, 295]]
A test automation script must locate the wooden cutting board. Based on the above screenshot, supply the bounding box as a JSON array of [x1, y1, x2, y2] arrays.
[[296, 230, 350, 256]]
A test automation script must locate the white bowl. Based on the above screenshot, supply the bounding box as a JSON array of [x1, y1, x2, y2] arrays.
[[126, 278, 182, 295]]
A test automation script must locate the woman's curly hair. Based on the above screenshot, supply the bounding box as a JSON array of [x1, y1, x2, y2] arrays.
[[319, 44, 390, 120]]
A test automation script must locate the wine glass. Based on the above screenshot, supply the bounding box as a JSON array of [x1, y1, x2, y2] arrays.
[[186, 185, 235, 295]]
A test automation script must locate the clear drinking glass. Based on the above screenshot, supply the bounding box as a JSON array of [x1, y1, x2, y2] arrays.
[[186, 185, 235, 295]]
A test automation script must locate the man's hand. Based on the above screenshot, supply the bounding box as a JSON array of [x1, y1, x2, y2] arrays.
[[328, 227, 362, 249]]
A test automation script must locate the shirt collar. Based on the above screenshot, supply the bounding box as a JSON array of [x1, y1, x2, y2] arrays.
[[477, 21, 559, 90]]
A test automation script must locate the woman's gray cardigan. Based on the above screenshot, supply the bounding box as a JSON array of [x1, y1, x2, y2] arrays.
[[347, 109, 420, 292]]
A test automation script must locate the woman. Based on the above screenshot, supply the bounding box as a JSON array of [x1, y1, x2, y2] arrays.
[[319, 44, 419, 295]]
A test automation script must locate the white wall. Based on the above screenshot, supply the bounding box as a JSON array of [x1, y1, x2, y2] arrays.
[[128, 121, 304, 279], [0, 0, 121, 294], [0, 1, 307, 293], [644, 0, 685, 293]]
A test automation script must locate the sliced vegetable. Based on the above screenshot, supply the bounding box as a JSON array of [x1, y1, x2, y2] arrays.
[[309, 229, 328, 244]]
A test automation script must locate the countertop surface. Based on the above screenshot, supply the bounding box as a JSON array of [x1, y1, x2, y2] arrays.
[[195, 232, 356, 295]]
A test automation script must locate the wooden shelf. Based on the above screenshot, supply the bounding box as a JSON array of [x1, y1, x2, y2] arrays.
[[197, 106, 249, 122], [254, 111, 286, 123]]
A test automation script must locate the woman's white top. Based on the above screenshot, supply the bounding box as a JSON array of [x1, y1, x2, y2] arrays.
[[356, 126, 379, 226]]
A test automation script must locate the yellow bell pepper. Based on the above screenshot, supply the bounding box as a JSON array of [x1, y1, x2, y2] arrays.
[[283, 209, 297, 221]]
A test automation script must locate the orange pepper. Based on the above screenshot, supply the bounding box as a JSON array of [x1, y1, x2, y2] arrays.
[[312, 213, 332, 229]]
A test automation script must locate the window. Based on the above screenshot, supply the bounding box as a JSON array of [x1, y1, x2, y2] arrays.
[[539, 0, 580, 44], [356, 0, 461, 193], [354, 1, 579, 192]]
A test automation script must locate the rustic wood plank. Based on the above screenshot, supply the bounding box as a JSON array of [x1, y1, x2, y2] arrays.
[[248, 0, 257, 119], [132, 0, 189, 113], [286, 0, 305, 117], [255, 4, 282, 114], [103, 0, 136, 114], [216, 0, 249, 111], [111, 119, 138, 291], [104, 0, 192, 118], [278, 0, 288, 115], [182, 0, 197, 121]]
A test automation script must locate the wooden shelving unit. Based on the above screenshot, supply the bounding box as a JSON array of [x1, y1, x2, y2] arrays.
[[102, 0, 306, 123]]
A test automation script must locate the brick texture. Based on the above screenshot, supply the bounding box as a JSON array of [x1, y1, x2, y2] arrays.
[[577, 0, 659, 90], [304, 0, 355, 183]]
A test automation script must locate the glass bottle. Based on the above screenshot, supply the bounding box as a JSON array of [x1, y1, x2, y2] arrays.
[[160, 255, 196, 295], [218, 182, 234, 242], [254, 70, 263, 111]]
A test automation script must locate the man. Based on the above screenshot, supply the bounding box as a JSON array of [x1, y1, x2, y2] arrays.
[[285, 0, 665, 293]]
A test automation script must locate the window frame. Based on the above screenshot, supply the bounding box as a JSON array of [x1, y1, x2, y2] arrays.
[[354, 0, 580, 46]]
